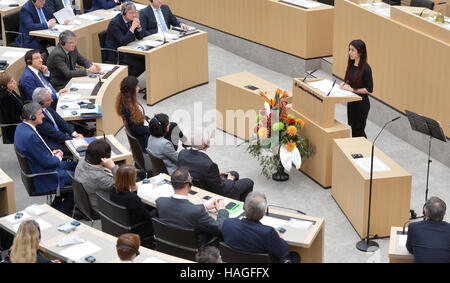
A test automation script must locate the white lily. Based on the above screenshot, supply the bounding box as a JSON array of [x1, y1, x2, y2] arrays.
[[279, 144, 302, 172]]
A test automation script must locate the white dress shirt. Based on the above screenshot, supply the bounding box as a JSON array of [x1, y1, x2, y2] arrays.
[[151, 5, 168, 34]]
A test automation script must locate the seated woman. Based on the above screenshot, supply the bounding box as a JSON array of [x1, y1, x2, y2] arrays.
[[115, 76, 187, 158], [75, 139, 118, 215], [0, 72, 24, 144], [147, 114, 180, 175], [8, 220, 58, 263], [110, 165, 156, 248]]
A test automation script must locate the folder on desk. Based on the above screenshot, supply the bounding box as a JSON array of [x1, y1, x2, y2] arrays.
[[79, 104, 102, 118], [70, 137, 96, 153]]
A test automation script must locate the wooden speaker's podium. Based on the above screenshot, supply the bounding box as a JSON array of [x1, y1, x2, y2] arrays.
[[289, 78, 361, 187]]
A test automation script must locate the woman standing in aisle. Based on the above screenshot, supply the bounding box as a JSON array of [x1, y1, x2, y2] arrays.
[[340, 39, 373, 138]]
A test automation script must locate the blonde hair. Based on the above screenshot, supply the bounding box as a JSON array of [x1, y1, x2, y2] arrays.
[[10, 220, 41, 263], [0, 72, 12, 88]]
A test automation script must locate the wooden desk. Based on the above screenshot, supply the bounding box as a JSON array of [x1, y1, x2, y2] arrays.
[[65, 135, 133, 165], [152, 0, 334, 59], [0, 46, 29, 82], [331, 137, 412, 238], [388, 226, 414, 263], [56, 64, 128, 136], [118, 30, 209, 105], [138, 174, 325, 263], [289, 78, 360, 188], [0, 0, 26, 47], [0, 169, 15, 215], [29, 9, 118, 62], [216, 71, 292, 140], [333, 0, 450, 137], [0, 204, 190, 263]]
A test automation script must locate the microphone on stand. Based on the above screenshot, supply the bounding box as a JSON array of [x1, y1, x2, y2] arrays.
[[95, 127, 106, 141], [302, 69, 318, 82], [157, 22, 168, 44], [402, 220, 410, 235], [356, 116, 401, 252], [266, 204, 306, 216]]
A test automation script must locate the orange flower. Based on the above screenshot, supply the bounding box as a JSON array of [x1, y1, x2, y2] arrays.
[[296, 118, 305, 128], [286, 125, 297, 137], [259, 91, 276, 107], [257, 127, 269, 139], [285, 141, 296, 152]]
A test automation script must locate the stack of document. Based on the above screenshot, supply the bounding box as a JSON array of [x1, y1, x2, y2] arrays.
[[71, 138, 89, 152], [138, 39, 164, 50], [138, 183, 174, 200], [352, 156, 391, 173], [307, 79, 358, 97]]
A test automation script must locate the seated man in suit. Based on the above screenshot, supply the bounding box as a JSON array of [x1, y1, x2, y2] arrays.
[[14, 102, 75, 214], [222, 191, 301, 263], [406, 196, 450, 263], [32, 87, 84, 155], [104, 2, 145, 76], [47, 30, 101, 91], [139, 0, 188, 37], [178, 128, 254, 202], [20, 49, 67, 109], [47, 0, 78, 14], [88, 0, 129, 12], [17, 0, 69, 54], [156, 167, 229, 248]]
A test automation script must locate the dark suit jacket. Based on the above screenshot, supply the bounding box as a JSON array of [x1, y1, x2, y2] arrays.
[[47, 44, 92, 91], [88, 0, 129, 12], [104, 13, 143, 64], [17, 1, 55, 49], [14, 122, 71, 193], [406, 219, 450, 263], [0, 89, 24, 144], [178, 149, 235, 197], [109, 186, 155, 239], [36, 106, 74, 151], [47, 0, 73, 13], [156, 196, 229, 247], [222, 218, 290, 263], [19, 66, 58, 103], [139, 4, 181, 37]]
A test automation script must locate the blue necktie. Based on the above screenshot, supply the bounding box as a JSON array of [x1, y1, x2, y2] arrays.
[[38, 8, 46, 24], [156, 9, 168, 32], [44, 109, 59, 131], [63, 0, 71, 8], [37, 71, 58, 100]]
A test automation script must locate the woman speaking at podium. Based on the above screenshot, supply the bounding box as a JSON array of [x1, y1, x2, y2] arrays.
[[339, 39, 373, 138]]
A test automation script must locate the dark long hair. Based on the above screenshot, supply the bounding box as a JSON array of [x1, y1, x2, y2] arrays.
[[344, 39, 368, 89], [115, 76, 144, 125]]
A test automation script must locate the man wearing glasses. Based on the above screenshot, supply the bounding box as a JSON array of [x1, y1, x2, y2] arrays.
[[47, 30, 101, 91]]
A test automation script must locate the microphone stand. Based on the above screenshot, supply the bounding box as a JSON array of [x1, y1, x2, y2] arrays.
[[356, 116, 400, 252], [157, 22, 168, 44], [266, 204, 306, 216], [302, 69, 318, 82]]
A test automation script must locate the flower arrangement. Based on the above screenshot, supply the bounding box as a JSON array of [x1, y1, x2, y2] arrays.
[[244, 88, 315, 179]]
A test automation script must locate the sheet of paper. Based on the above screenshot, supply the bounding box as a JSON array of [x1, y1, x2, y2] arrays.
[[59, 101, 80, 109], [13, 218, 51, 232], [142, 257, 167, 263], [352, 156, 392, 173], [78, 14, 101, 21], [70, 83, 96, 90], [0, 0, 18, 5], [54, 7, 75, 24], [139, 39, 164, 48], [281, 0, 324, 9], [287, 218, 313, 230], [100, 64, 115, 73], [5, 211, 31, 224], [1, 51, 27, 58], [398, 235, 407, 247], [328, 86, 359, 98], [59, 241, 102, 261], [154, 32, 179, 40], [260, 216, 288, 228], [374, 7, 390, 18], [141, 184, 174, 200], [24, 204, 48, 216], [60, 94, 81, 102], [307, 79, 334, 94], [134, 3, 146, 10], [53, 24, 76, 31]]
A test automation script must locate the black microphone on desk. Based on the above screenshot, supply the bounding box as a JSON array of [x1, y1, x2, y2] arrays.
[[419, 8, 428, 16], [326, 79, 337, 97], [95, 128, 106, 140], [302, 69, 318, 82], [266, 204, 306, 216], [402, 220, 410, 235]]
